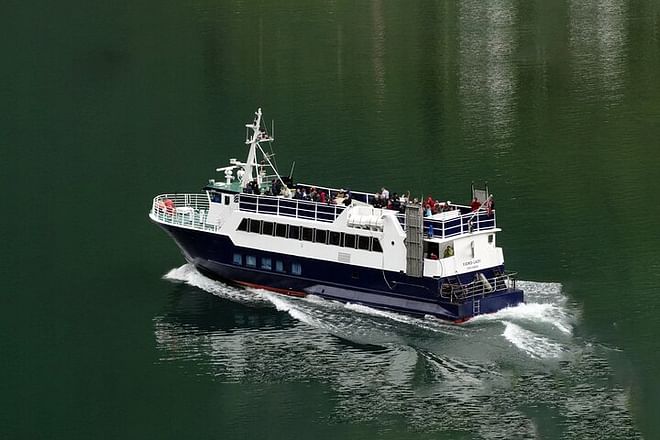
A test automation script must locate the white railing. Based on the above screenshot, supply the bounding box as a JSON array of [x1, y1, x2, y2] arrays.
[[237, 193, 346, 223], [439, 272, 517, 303], [150, 193, 217, 232]]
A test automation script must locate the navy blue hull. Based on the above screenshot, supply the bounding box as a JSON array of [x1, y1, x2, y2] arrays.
[[156, 222, 523, 321]]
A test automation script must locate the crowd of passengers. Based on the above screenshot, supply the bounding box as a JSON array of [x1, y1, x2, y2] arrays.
[[243, 180, 494, 216], [371, 188, 456, 216]]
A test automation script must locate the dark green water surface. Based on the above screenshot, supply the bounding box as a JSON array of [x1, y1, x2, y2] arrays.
[[2, 1, 660, 438]]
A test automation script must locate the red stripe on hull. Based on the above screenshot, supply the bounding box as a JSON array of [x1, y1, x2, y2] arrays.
[[235, 280, 307, 298]]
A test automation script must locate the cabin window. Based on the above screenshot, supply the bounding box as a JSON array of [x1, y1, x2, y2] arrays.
[[315, 229, 327, 244], [372, 238, 383, 253], [262, 221, 274, 236], [275, 223, 287, 237], [488, 234, 494, 244], [358, 236, 370, 251], [237, 218, 248, 231], [275, 260, 285, 273], [261, 257, 272, 270], [344, 234, 356, 249], [351, 270, 359, 279], [249, 219, 262, 234], [291, 262, 302, 275], [224, 195, 231, 205], [302, 227, 314, 242], [328, 231, 341, 246], [233, 254, 242, 265], [288, 225, 301, 240], [246, 255, 256, 268]]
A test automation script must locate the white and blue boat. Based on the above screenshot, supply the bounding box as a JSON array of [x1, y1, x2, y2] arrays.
[[149, 109, 524, 322]]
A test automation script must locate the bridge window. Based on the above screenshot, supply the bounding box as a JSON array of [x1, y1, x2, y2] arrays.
[[246, 255, 256, 268], [344, 234, 356, 249], [249, 219, 262, 234], [288, 225, 301, 240], [233, 253, 242, 265], [315, 229, 327, 244], [358, 235, 370, 250], [275, 223, 287, 237], [262, 221, 274, 236], [328, 231, 341, 246], [291, 262, 302, 275], [224, 195, 230, 205], [261, 257, 272, 270], [372, 238, 383, 252], [302, 227, 314, 242], [237, 218, 248, 231]]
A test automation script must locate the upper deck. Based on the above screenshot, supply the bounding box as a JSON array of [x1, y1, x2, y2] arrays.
[[151, 187, 497, 240]]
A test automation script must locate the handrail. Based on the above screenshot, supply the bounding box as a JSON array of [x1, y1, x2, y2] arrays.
[[236, 192, 496, 236], [150, 193, 217, 232], [237, 193, 345, 223], [397, 210, 497, 240], [439, 272, 517, 303]]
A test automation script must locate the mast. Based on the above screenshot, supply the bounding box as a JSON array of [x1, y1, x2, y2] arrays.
[[240, 108, 279, 190]]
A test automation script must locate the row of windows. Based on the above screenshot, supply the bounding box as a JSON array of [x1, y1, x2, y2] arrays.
[[237, 218, 383, 252], [233, 254, 302, 275]]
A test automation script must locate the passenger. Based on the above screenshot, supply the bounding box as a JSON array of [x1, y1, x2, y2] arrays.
[[320, 191, 327, 204], [334, 190, 345, 205], [443, 245, 454, 258], [343, 191, 352, 206], [486, 194, 495, 216], [425, 196, 435, 209], [391, 193, 400, 211], [470, 197, 481, 212], [423, 204, 432, 217], [381, 187, 390, 200], [429, 252, 439, 260]]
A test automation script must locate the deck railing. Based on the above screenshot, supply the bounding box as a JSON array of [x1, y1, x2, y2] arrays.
[[238, 192, 496, 237], [237, 193, 346, 223], [396, 209, 496, 239], [151, 190, 497, 239], [440, 272, 517, 303], [150, 193, 217, 231]]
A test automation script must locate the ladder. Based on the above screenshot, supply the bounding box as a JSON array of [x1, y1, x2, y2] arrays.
[[405, 203, 424, 277], [473, 299, 481, 316]]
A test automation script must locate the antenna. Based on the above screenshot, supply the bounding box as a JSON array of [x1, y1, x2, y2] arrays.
[[289, 161, 296, 178], [272, 119, 275, 140]]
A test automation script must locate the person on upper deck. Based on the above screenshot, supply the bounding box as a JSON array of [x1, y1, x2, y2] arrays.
[[471, 197, 481, 212], [486, 194, 495, 216], [343, 191, 352, 206], [381, 187, 389, 200]]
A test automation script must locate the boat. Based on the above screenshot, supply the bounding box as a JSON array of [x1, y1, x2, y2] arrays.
[[149, 108, 524, 322]]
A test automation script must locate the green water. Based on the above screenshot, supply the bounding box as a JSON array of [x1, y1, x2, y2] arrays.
[[2, 0, 660, 438]]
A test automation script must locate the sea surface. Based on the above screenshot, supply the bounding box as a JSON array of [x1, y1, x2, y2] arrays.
[[2, 0, 659, 439]]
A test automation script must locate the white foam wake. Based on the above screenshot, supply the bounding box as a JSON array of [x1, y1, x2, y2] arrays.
[[163, 264, 270, 306], [472, 302, 573, 335], [502, 321, 565, 359], [163, 266, 576, 358]]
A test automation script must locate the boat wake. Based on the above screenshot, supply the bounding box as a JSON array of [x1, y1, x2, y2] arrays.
[[164, 264, 572, 358], [157, 264, 639, 438]]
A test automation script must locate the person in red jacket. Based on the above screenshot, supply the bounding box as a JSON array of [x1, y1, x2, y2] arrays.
[[470, 197, 481, 212]]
